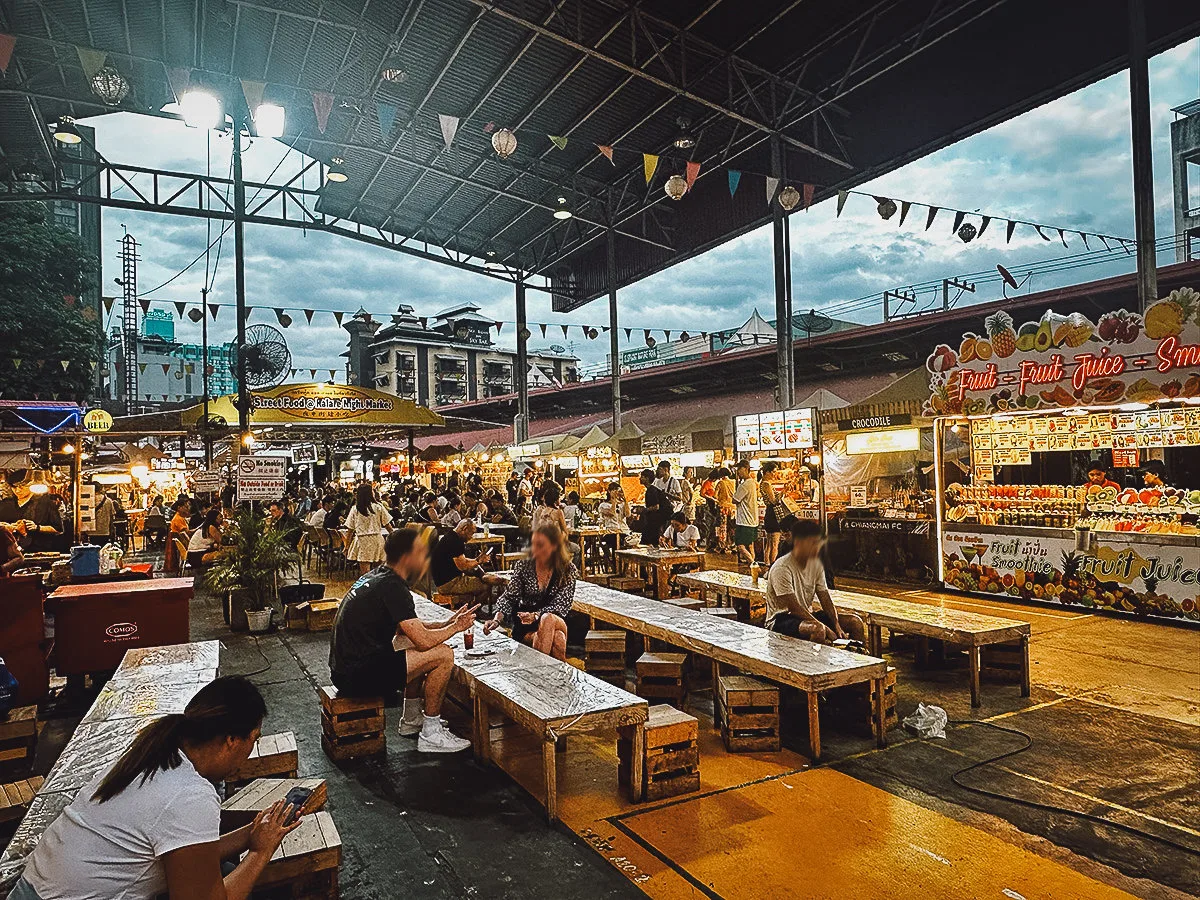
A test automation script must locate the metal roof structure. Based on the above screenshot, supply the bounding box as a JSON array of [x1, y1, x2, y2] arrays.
[[2, 0, 1199, 308]]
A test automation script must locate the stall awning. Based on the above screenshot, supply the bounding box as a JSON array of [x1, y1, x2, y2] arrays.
[[819, 368, 931, 429], [178, 383, 444, 429]]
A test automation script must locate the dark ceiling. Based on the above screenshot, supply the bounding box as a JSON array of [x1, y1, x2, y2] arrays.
[[1, 0, 1198, 309]]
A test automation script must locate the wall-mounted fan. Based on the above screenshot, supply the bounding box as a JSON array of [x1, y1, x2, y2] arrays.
[[230, 324, 292, 389]]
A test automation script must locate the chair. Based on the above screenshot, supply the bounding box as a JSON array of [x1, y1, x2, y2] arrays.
[[170, 536, 189, 575], [313, 527, 332, 575]]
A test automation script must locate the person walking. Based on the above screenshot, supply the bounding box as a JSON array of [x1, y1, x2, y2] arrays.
[[344, 483, 393, 575]]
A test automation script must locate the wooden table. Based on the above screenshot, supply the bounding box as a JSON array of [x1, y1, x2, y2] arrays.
[[570, 526, 624, 580], [573, 582, 887, 760], [677, 571, 1031, 707], [412, 596, 647, 821], [616, 547, 705, 600], [676, 568, 764, 609]]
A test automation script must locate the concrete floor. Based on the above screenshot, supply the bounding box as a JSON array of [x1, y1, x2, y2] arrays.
[[9, 553, 1199, 899]]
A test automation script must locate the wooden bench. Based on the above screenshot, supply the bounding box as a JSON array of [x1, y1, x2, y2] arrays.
[[0, 707, 38, 772], [250, 811, 341, 899], [663, 596, 703, 612], [618, 705, 699, 801], [226, 732, 299, 796], [222, 777, 328, 828], [413, 597, 647, 823], [573, 582, 888, 760], [318, 687, 385, 762], [0, 777, 43, 825]]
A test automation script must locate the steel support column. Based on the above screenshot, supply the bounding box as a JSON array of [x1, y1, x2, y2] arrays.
[[232, 113, 250, 435], [770, 136, 795, 409], [1128, 0, 1157, 311], [407, 427, 415, 479], [607, 222, 621, 433], [201, 286, 212, 467], [515, 277, 529, 443]]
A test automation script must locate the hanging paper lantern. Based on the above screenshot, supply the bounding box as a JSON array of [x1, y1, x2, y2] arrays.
[[876, 197, 898, 220], [492, 127, 517, 160], [586, 327, 598, 340], [91, 66, 130, 105], [664, 174, 688, 201], [519, 327, 532, 341], [646, 335, 657, 348], [957, 222, 978, 243], [778, 185, 801, 212], [680, 331, 690, 342], [187, 308, 204, 323]]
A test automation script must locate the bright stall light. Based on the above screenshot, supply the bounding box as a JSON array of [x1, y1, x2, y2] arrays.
[[180, 89, 223, 130], [255, 103, 285, 138]]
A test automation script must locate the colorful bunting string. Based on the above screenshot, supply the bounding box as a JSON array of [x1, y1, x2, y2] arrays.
[[312, 92, 334, 134], [439, 114, 460, 150]]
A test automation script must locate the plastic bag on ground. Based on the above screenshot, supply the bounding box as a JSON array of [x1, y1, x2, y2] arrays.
[[902, 702, 948, 739]]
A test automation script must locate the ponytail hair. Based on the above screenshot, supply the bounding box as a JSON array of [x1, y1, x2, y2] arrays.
[[92, 676, 266, 803]]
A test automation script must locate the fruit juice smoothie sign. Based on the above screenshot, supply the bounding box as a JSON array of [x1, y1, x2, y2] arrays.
[[943, 528, 1199, 621], [925, 288, 1200, 415]]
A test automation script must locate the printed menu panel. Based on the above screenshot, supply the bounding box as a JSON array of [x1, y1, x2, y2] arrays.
[[784, 408, 815, 449], [734, 414, 760, 453], [759, 412, 785, 450]]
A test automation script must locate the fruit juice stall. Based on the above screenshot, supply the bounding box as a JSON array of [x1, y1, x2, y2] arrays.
[[928, 292, 1200, 623], [732, 407, 823, 522]]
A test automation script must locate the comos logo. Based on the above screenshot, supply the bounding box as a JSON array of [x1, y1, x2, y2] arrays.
[[105, 622, 138, 639]]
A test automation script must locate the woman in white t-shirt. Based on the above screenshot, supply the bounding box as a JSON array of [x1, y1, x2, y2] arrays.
[[344, 483, 393, 575], [12, 676, 301, 900]]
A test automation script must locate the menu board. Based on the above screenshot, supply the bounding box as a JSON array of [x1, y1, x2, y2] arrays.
[[735, 408, 816, 453]]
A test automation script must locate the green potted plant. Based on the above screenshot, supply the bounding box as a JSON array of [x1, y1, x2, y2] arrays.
[[205, 507, 300, 632]]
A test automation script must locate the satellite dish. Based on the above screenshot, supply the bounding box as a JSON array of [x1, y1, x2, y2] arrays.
[[231, 324, 292, 389], [793, 308, 834, 337], [194, 413, 230, 438], [997, 264, 1019, 290], [550, 344, 566, 353]]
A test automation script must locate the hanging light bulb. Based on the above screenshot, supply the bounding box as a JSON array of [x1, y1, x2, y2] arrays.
[[664, 174, 688, 201], [53, 116, 82, 145], [255, 103, 286, 138], [672, 116, 695, 150], [646, 334, 657, 349], [680, 331, 690, 342], [491, 127, 517, 160], [90, 66, 130, 105], [188, 307, 204, 323], [553, 196, 572, 220], [778, 185, 801, 211], [180, 89, 223, 130], [876, 197, 898, 220], [379, 49, 408, 83], [957, 222, 978, 243], [326, 157, 348, 183]]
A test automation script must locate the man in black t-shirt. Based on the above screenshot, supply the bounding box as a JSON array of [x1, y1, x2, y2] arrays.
[[329, 528, 477, 754], [431, 519, 504, 601], [638, 469, 669, 545]]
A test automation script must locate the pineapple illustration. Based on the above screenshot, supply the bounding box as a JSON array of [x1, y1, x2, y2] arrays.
[[1059, 551, 1081, 604], [986, 311, 1017, 358], [1144, 287, 1200, 340]]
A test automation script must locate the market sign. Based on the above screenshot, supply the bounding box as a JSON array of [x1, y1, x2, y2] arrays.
[[837, 413, 912, 432], [925, 289, 1200, 416], [191, 469, 222, 492], [292, 444, 318, 463], [641, 433, 692, 455], [236, 455, 287, 503], [83, 409, 113, 433], [181, 383, 443, 428], [734, 407, 815, 453], [845, 427, 921, 455]]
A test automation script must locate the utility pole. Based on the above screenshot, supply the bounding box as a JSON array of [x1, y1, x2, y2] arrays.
[[770, 135, 794, 409], [514, 275, 529, 443], [1128, 0, 1158, 310], [200, 286, 212, 467], [118, 230, 139, 411], [606, 213, 621, 433]]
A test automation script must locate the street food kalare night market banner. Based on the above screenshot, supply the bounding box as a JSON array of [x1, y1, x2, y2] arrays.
[[925, 288, 1200, 415]]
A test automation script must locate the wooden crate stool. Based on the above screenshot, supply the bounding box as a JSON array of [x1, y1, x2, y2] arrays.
[[635, 652, 688, 709], [226, 732, 299, 796], [319, 687, 385, 762], [825, 666, 898, 739], [717, 675, 780, 752], [584, 630, 627, 686], [0, 706, 37, 772], [618, 705, 700, 802], [607, 575, 647, 594], [306, 600, 340, 632], [0, 775, 43, 824], [249, 810, 341, 899], [980, 640, 1024, 683], [222, 777, 327, 829]]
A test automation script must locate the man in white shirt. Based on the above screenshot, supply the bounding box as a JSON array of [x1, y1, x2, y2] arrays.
[[731, 459, 760, 566], [661, 512, 700, 550], [653, 460, 683, 514], [306, 497, 331, 527], [765, 518, 863, 644]]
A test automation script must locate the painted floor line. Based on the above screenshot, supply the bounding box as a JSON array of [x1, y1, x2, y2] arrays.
[[984, 696, 1077, 721], [609, 765, 811, 823], [606, 816, 726, 900]]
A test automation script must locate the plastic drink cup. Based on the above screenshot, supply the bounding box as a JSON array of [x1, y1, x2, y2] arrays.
[[463, 629, 475, 650]]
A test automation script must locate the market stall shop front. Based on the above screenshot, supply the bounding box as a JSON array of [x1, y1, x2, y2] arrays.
[[733, 405, 822, 522], [930, 292, 1200, 624]]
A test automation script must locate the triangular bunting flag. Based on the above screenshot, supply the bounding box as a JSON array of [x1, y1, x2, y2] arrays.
[[75, 46, 107, 79], [1057, 228, 1068, 248], [978, 216, 991, 238], [312, 91, 334, 134], [275, 309, 290, 326], [11, 359, 20, 370], [60, 360, 70, 371], [63, 294, 75, 307], [419, 317, 427, 329], [439, 114, 460, 150], [644, 330, 652, 344], [548, 135, 568, 150], [376, 102, 397, 138], [561, 325, 569, 338], [161, 364, 171, 375], [925, 207, 939, 230], [1033, 225, 1052, 242], [138, 298, 150, 314], [333, 311, 344, 326], [1098, 235, 1111, 250], [802, 184, 815, 210], [624, 328, 632, 340], [701, 332, 707, 340], [328, 370, 337, 381], [245, 307, 254, 319], [241, 79, 266, 113], [185, 364, 194, 374], [1080, 232, 1090, 249], [664, 331, 671, 342], [494, 321, 503, 335], [103, 296, 115, 314], [209, 304, 218, 319], [82, 306, 96, 321], [483, 122, 496, 133], [643, 154, 659, 184], [304, 309, 315, 324], [728, 170, 741, 197], [836, 191, 849, 216], [685, 160, 701, 192], [310, 369, 317, 379], [1006, 220, 1016, 243], [951, 211, 965, 233], [597, 145, 614, 164], [174, 302, 186, 318], [539, 324, 547, 338], [162, 395, 168, 402], [138, 363, 148, 374], [0, 33, 15, 75], [898, 201, 912, 227], [165, 67, 191, 102], [765, 176, 780, 205]]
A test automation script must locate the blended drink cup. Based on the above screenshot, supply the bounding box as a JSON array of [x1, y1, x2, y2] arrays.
[[463, 628, 475, 651]]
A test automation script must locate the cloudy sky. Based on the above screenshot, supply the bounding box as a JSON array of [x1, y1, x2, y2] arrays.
[[83, 37, 1199, 377]]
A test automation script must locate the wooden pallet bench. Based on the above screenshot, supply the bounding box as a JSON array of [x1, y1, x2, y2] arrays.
[[226, 732, 299, 795], [222, 777, 328, 829], [584, 630, 627, 686], [618, 705, 700, 801], [825, 666, 899, 739], [249, 811, 341, 900], [717, 675, 781, 752], [635, 652, 688, 708], [318, 687, 385, 762], [0, 707, 38, 772]]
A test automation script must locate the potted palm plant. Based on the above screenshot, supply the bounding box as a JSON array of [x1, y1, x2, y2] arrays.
[[205, 507, 300, 632]]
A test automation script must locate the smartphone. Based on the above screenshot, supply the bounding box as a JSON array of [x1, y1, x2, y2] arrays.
[[282, 786, 313, 824]]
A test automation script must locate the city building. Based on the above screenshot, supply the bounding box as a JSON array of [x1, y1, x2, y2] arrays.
[[106, 309, 237, 408], [344, 304, 578, 408], [1171, 98, 1200, 263]]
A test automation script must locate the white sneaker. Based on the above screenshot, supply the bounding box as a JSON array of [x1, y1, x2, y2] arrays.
[[399, 715, 447, 737], [417, 720, 472, 754]]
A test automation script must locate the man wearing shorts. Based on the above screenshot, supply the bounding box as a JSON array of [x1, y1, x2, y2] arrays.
[[329, 528, 476, 753], [732, 459, 760, 566], [764, 519, 865, 644]]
